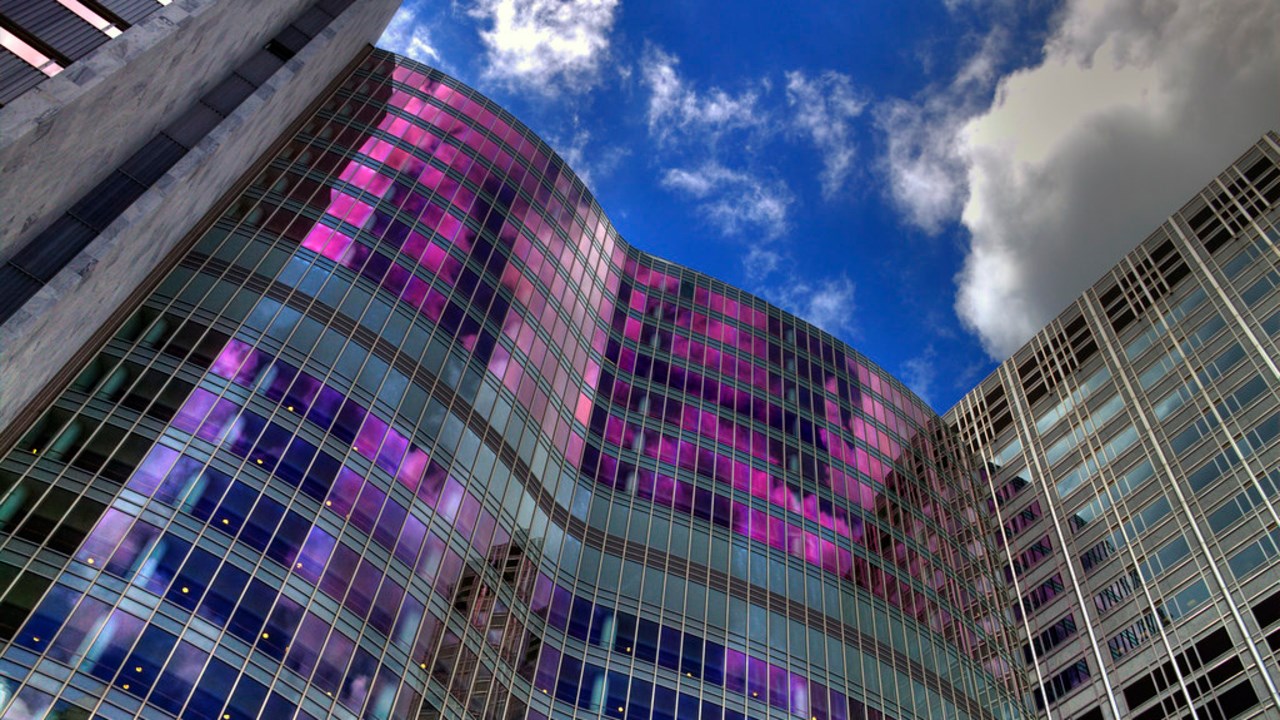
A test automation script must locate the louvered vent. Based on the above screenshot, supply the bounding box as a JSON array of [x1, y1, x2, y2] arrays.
[[986, 385, 1012, 440], [1017, 315, 1098, 407], [1098, 237, 1189, 335], [951, 387, 1009, 460], [1187, 155, 1278, 254], [1244, 155, 1280, 205]]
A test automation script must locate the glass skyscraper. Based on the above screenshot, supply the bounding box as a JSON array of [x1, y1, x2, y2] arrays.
[[0, 4, 1277, 720], [0, 45, 1026, 720]]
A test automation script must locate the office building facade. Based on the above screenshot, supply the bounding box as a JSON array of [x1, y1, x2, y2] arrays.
[[0, 45, 1028, 720], [0, 3, 1277, 718], [947, 133, 1280, 720]]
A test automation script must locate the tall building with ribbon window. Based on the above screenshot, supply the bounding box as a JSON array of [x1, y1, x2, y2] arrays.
[[0, 21, 1026, 720], [0, 3, 1278, 719]]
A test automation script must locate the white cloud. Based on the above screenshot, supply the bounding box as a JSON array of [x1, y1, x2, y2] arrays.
[[881, 0, 1280, 359], [549, 124, 628, 192], [785, 70, 867, 198], [762, 275, 858, 338], [378, 6, 442, 65], [641, 46, 764, 143], [899, 346, 939, 408], [660, 163, 793, 239], [877, 31, 1002, 233], [744, 245, 783, 282], [468, 0, 619, 94]]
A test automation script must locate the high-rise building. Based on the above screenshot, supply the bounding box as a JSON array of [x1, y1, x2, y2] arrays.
[[0, 5, 1277, 720], [0, 37, 1028, 720], [947, 133, 1280, 720], [0, 0, 399, 435]]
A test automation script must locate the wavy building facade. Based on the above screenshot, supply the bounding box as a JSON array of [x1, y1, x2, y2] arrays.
[[2, 6, 1279, 719], [0, 47, 1028, 719], [948, 134, 1280, 720]]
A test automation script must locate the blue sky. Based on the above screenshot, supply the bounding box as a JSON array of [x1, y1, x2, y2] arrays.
[[377, 0, 1280, 411]]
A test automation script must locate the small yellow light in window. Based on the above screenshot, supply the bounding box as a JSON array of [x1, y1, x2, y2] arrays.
[[221, 518, 230, 525], [686, 672, 692, 677], [181, 587, 189, 593], [123, 683, 130, 690], [31, 448, 37, 454], [32, 637, 39, 642], [618, 708, 624, 713], [287, 406, 294, 412], [86, 558, 94, 565], [624, 646, 631, 652], [262, 632, 270, 639], [135, 666, 142, 672], [542, 688, 548, 694], [224, 715, 231, 720], [296, 562, 303, 568], [255, 459, 263, 465], [752, 692, 758, 697], [419, 662, 426, 669], [325, 500, 332, 507], [326, 691, 333, 697]]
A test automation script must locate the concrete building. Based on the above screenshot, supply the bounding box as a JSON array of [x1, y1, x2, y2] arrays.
[[0, 3, 1277, 718], [0, 0, 400, 437], [948, 133, 1280, 720]]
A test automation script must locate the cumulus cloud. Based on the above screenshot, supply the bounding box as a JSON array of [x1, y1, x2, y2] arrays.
[[468, 0, 619, 94], [378, 5, 443, 65], [762, 275, 858, 338], [661, 163, 793, 239], [881, 0, 1280, 358], [785, 70, 867, 198], [641, 46, 764, 143]]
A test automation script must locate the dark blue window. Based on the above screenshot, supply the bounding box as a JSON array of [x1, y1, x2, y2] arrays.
[[226, 675, 267, 719], [267, 510, 310, 565], [187, 657, 238, 719], [241, 496, 285, 551], [228, 577, 273, 641], [168, 547, 219, 610], [149, 640, 206, 713], [199, 562, 248, 625], [555, 653, 583, 705], [117, 625, 176, 697]]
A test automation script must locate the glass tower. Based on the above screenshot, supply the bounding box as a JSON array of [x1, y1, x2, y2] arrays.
[[0, 49, 1028, 720], [947, 134, 1280, 720]]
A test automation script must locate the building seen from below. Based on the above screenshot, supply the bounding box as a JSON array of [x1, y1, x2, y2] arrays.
[[947, 132, 1280, 720], [0, 0, 400, 437], [0, 2, 1276, 718], [0, 37, 1028, 720]]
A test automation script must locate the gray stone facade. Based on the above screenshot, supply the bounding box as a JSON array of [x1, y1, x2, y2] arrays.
[[0, 0, 399, 438]]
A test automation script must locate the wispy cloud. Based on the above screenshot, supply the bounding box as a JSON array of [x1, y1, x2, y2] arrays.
[[899, 346, 938, 407], [641, 46, 765, 143], [876, 30, 1003, 234], [785, 70, 867, 198], [378, 5, 443, 66], [549, 122, 629, 192], [761, 274, 858, 338], [468, 0, 620, 94], [660, 163, 793, 239]]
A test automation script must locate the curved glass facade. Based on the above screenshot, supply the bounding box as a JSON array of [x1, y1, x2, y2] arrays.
[[0, 50, 1027, 719]]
